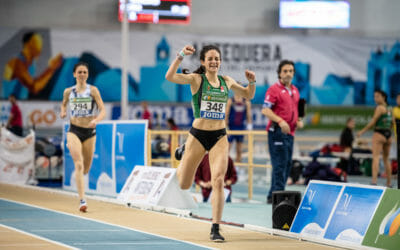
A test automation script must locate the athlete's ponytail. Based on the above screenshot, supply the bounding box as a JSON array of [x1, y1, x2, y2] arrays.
[[193, 65, 206, 74]]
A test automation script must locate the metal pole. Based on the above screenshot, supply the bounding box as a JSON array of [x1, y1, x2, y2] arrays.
[[120, 0, 129, 120], [248, 131, 254, 200], [396, 119, 400, 189]]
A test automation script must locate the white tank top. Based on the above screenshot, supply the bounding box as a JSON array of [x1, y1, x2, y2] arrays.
[[68, 84, 97, 117]]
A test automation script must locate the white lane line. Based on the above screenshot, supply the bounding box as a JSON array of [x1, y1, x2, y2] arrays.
[[0, 198, 212, 250], [73, 242, 182, 246], [0, 224, 78, 250], [0, 243, 51, 247], [32, 229, 125, 232]]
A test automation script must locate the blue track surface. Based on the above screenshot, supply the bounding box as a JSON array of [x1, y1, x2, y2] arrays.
[[0, 199, 209, 250]]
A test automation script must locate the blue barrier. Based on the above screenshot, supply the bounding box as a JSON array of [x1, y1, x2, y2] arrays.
[[290, 180, 386, 247], [63, 120, 148, 197]]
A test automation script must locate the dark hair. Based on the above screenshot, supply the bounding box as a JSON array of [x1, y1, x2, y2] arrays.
[[374, 90, 388, 104], [182, 68, 190, 74], [346, 117, 354, 124], [277, 59, 295, 79], [193, 45, 221, 74], [73, 62, 89, 73], [22, 32, 36, 44], [8, 94, 16, 99], [167, 118, 176, 126]]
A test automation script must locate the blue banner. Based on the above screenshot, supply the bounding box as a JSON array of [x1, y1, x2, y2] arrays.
[[63, 123, 73, 186], [89, 123, 113, 191], [63, 121, 147, 196], [324, 186, 384, 244], [114, 122, 147, 193], [290, 181, 343, 237]]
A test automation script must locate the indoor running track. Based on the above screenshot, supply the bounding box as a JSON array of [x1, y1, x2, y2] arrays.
[[0, 199, 210, 250]]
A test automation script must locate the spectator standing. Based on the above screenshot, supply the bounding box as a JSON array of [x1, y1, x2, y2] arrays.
[[141, 101, 152, 129], [6, 94, 23, 136], [225, 92, 252, 162], [340, 117, 355, 151], [338, 117, 355, 177], [261, 60, 303, 204], [166, 117, 179, 152], [166, 117, 178, 131]]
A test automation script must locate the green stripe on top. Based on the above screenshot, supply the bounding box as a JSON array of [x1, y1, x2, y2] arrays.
[[192, 74, 229, 119], [70, 97, 92, 103]]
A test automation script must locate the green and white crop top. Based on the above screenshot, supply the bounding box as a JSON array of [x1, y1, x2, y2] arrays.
[[192, 74, 229, 120]]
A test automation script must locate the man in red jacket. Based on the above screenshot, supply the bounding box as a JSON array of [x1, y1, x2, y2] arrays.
[[195, 154, 238, 202], [262, 60, 304, 204]]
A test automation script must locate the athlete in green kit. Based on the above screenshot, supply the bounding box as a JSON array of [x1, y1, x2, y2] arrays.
[[358, 90, 393, 187], [166, 44, 256, 242]]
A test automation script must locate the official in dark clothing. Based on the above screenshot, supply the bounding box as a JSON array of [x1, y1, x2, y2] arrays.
[[340, 117, 355, 150]]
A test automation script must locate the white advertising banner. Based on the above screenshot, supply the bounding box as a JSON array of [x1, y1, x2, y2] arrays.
[[118, 165, 197, 209], [0, 127, 35, 185], [0, 101, 114, 129]]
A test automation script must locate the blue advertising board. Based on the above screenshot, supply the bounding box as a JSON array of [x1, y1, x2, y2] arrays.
[[290, 181, 344, 237], [63, 121, 147, 197], [290, 180, 387, 248], [63, 123, 74, 187], [89, 123, 114, 193], [324, 185, 384, 244], [114, 122, 148, 193]]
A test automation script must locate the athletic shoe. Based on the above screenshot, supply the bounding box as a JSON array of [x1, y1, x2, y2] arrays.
[[210, 224, 225, 242], [174, 143, 185, 161], [79, 199, 87, 212]]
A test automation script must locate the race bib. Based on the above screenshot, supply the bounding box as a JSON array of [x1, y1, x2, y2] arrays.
[[70, 97, 92, 117], [200, 100, 226, 120]]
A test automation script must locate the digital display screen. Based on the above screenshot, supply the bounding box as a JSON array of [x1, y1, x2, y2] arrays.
[[279, 0, 350, 29], [119, 0, 191, 24]]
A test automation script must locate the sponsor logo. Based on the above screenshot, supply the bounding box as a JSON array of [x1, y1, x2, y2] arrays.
[[376, 203, 400, 242], [117, 132, 124, 153], [201, 111, 225, 119], [307, 189, 316, 205], [30, 109, 57, 126]]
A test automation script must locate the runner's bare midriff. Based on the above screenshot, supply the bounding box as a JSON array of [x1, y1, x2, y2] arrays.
[[192, 118, 225, 131], [70, 116, 96, 128]]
